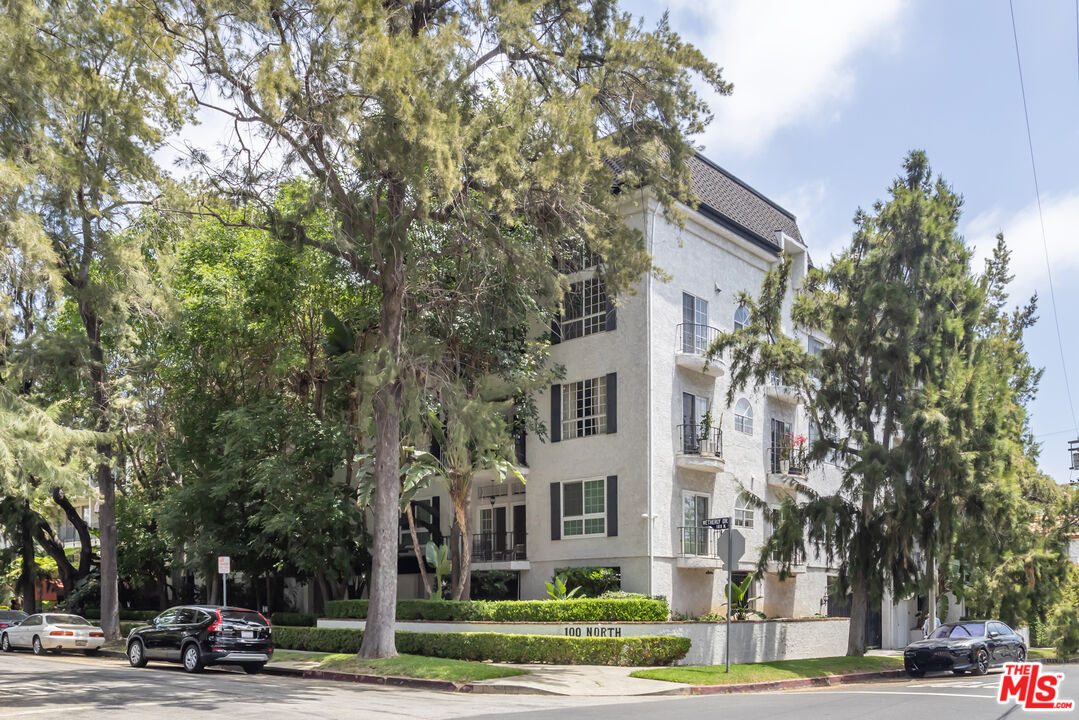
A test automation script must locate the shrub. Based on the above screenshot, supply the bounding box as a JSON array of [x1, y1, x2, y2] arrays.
[[471, 570, 518, 601], [555, 566, 621, 597], [83, 608, 159, 622], [324, 597, 669, 622], [1048, 603, 1079, 660], [271, 626, 689, 666], [271, 612, 317, 627]]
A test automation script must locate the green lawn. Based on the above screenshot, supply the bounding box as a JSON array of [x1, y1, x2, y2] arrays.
[[317, 653, 529, 682], [1027, 647, 1078, 661], [269, 650, 350, 664], [630, 656, 903, 685]]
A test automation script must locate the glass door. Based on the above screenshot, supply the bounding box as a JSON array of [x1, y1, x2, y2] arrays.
[[682, 292, 708, 353], [682, 494, 709, 555]]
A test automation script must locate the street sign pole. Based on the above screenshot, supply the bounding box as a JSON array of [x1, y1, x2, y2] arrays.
[[726, 527, 732, 673], [218, 556, 231, 607]]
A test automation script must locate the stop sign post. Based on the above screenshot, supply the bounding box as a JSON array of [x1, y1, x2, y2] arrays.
[[704, 518, 739, 673], [218, 556, 230, 607]]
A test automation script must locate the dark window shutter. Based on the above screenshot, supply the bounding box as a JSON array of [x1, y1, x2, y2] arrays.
[[550, 482, 561, 541], [550, 315, 562, 344], [605, 295, 616, 331], [606, 475, 618, 537], [551, 384, 562, 442], [605, 373, 617, 434]]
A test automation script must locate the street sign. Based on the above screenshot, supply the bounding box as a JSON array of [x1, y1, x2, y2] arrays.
[[218, 556, 231, 574], [703, 517, 730, 530]]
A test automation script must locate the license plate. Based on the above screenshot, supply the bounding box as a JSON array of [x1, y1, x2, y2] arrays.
[[241, 631, 254, 639], [75, 640, 87, 646]]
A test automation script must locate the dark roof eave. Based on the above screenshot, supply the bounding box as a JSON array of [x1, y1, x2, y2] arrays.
[[694, 201, 783, 256]]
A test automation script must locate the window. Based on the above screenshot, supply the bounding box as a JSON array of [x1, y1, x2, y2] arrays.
[[562, 377, 607, 439], [681, 492, 710, 555], [681, 292, 709, 353], [734, 493, 754, 528], [559, 278, 608, 340], [734, 398, 753, 434], [399, 499, 438, 553], [808, 336, 824, 357], [556, 247, 600, 273], [562, 478, 606, 537], [734, 305, 750, 331]]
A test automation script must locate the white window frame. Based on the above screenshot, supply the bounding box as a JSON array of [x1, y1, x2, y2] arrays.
[[561, 477, 607, 538], [734, 398, 753, 435], [561, 377, 607, 440], [560, 278, 608, 340], [734, 493, 755, 529], [734, 305, 750, 331]]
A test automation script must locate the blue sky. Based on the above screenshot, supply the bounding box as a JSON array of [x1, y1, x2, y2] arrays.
[[622, 0, 1079, 484]]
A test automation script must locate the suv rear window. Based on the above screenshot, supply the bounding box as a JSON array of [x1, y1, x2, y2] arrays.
[[0, 610, 27, 620], [221, 611, 268, 626]]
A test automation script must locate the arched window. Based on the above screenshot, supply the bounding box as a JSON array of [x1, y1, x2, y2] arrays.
[[734, 305, 750, 330], [734, 398, 753, 434], [735, 493, 754, 528]]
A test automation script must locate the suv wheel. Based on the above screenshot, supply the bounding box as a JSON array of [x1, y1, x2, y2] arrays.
[[128, 639, 148, 668], [1, 633, 11, 652], [182, 644, 204, 673], [32, 636, 44, 655], [242, 663, 265, 675]]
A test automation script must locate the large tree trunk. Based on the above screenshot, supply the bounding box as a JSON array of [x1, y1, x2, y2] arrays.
[[847, 578, 868, 656], [20, 508, 36, 613], [80, 305, 120, 641], [358, 244, 405, 659], [451, 489, 472, 601], [52, 488, 93, 578], [32, 519, 77, 595]]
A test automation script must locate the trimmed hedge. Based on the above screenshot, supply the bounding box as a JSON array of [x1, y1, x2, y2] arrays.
[[272, 626, 689, 666], [90, 620, 142, 636], [271, 612, 318, 627], [84, 609, 160, 622], [324, 598, 669, 623]]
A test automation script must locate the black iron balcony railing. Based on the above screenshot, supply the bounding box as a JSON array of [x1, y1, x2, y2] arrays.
[[676, 322, 720, 356], [679, 526, 717, 557], [769, 444, 808, 476], [472, 532, 527, 562], [678, 424, 723, 458]]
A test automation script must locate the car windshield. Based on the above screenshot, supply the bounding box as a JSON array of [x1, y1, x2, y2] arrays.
[[929, 622, 985, 639], [221, 610, 268, 626], [45, 614, 89, 626]]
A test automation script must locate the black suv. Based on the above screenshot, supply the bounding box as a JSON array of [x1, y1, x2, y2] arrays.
[[126, 605, 273, 674]]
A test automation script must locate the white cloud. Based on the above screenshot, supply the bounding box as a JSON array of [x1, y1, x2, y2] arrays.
[[666, 0, 907, 155], [963, 191, 1079, 305]]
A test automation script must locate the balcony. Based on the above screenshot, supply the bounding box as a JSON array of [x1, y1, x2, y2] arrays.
[[766, 547, 807, 574], [676, 526, 723, 569], [675, 323, 726, 376], [472, 532, 529, 570], [764, 373, 801, 404], [676, 424, 725, 473], [766, 443, 808, 487]]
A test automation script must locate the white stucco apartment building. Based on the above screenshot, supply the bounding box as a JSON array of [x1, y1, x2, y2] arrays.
[[401, 154, 868, 626]]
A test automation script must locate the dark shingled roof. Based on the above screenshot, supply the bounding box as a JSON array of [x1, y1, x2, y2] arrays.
[[688, 153, 803, 253]]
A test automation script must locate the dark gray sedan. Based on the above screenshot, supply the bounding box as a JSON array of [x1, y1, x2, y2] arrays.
[[904, 620, 1026, 677]]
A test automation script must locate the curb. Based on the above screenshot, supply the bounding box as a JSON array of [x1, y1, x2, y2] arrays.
[[652, 669, 909, 696]]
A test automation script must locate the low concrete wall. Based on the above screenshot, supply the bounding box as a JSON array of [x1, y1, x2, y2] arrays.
[[317, 617, 851, 666]]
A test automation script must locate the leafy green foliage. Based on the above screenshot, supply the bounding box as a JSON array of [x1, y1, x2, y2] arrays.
[[324, 598, 669, 622], [725, 572, 764, 621], [272, 627, 690, 666], [424, 542, 452, 601], [554, 567, 621, 597], [546, 574, 582, 601], [270, 612, 318, 627]]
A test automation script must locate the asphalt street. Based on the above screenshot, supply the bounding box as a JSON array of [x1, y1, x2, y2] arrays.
[[1, 650, 1075, 719]]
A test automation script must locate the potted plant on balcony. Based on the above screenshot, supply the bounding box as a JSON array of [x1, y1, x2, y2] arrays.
[[779, 434, 807, 475], [696, 411, 714, 455]]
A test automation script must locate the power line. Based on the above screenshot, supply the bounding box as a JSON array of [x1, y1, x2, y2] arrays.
[[1007, 0, 1079, 451]]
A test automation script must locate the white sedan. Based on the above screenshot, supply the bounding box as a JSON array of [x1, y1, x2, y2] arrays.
[[0, 613, 105, 655]]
